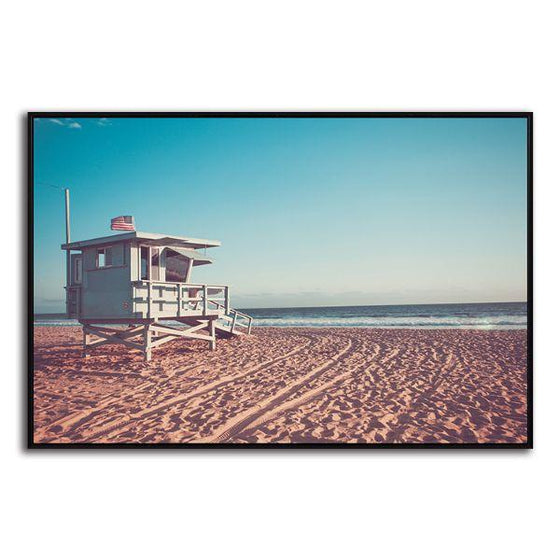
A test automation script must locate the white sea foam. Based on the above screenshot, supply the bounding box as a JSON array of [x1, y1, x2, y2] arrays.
[[250, 315, 526, 329]]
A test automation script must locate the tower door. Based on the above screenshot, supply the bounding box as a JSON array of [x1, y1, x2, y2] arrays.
[[71, 254, 82, 285], [67, 254, 83, 318]]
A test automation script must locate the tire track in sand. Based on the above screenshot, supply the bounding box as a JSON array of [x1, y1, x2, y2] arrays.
[[234, 343, 382, 441], [68, 336, 316, 441], [235, 340, 441, 443], [194, 338, 354, 443]]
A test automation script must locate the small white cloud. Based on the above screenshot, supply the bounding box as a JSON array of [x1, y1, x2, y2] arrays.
[[97, 117, 111, 126], [48, 117, 82, 129]]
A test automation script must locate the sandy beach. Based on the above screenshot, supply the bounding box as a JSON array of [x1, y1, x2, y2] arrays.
[[33, 326, 528, 444]]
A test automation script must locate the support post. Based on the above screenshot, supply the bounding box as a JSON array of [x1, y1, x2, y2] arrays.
[[208, 320, 216, 351], [203, 285, 208, 315], [82, 325, 91, 357], [144, 325, 152, 362], [185, 258, 194, 283], [177, 283, 182, 316], [231, 310, 238, 333], [225, 286, 230, 315]]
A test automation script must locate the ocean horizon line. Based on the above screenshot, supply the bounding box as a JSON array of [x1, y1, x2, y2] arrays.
[[237, 300, 528, 312], [34, 299, 528, 317], [33, 301, 527, 330]]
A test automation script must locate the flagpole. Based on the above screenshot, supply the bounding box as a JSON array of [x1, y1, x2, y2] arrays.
[[65, 188, 71, 244], [64, 188, 71, 317]]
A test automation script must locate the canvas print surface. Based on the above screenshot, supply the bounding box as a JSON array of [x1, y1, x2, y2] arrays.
[[30, 114, 530, 447]]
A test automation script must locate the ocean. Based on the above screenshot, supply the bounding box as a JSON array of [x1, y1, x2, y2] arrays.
[[34, 301, 527, 329]]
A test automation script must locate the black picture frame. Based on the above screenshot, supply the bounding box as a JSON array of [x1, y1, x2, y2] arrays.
[[27, 111, 533, 449]]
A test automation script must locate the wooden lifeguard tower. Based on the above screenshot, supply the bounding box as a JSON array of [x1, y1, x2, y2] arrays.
[[62, 230, 252, 361]]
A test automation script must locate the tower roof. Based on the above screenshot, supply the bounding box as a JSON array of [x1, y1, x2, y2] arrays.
[[61, 231, 221, 251]]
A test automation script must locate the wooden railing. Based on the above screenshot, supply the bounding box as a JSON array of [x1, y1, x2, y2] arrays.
[[132, 280, 230, 318], [132, 280, 252, 333]]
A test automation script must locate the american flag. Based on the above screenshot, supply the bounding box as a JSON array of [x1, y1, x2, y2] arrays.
[[111, 215, 135, 231]]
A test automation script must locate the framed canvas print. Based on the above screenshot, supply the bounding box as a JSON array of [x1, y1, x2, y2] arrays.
[[29, 112, 532, 448]]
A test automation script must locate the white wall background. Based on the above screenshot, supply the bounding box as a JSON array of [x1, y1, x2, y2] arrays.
[[3, 1, 557, 559]]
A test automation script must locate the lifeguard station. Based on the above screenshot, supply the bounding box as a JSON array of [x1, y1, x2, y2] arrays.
[[62, 229, 252, 361]]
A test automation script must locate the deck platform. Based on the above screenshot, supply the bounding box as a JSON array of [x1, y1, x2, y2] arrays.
[[80, 304, 252, 361]]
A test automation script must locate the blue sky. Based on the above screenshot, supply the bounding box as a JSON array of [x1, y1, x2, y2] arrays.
[[33, 116, 528, 312]]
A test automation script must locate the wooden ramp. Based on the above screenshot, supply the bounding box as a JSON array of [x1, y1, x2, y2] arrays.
[[186, 308, 252, 340], [215, 323, 244, 338], [215, 306, 252, 337]]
